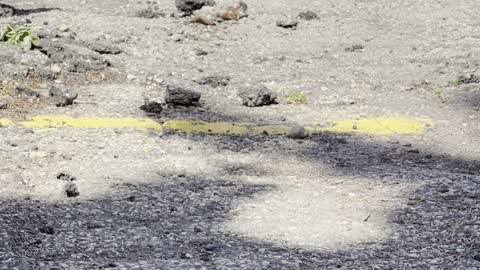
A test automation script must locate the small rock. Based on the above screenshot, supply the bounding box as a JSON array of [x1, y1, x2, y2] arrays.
[[103, 262, 118, 268], [345, 44, 364, 52], [456, 74, 480, 85], [276, 16, 298, 29], [127, 74, 138, 81], [57, 171, 76, 182], [287, 126, 309, 139], [39, 226, 55, 235], [49, 86, 78, 106], [194, 48, 209, 56], [15, 87, 41, 98], [175, 0, 216, 15], [473, 253, 480, 262], [220, 1, 248, 21], [85, 221, 104, 229], [196, 75, 231, 87], [193, 12, 216, 25], [298, 10, 318, 21], [29, 151, 49, 159], [238, 84, 277, 107], [136, 8, 165, 18], [58, 24, 70, 32], [0, 3, 15, 17], [50, 64, 62, 74], [0, 97, 9, 110], [165, 85, 201, 106], [140, 101, 163, 114], [64, 182, 80, 198], [85, 41, 122, 55], [193, 7, 217, 25]]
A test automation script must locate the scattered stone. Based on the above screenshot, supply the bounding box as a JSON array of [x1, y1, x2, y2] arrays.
[[165, 85, 201, 106], [345, 44, 364, 52], [50, 64, 62, 74], [456, 74, 480, 85], [0, 3, 15, 17], [85, 221, 104, 229], [276, 17, 298, 29], [136, 4, 165, 18], [29, 151, 49, 159], [298, 10, 318, 21], [196, 75, 231, 88], [84, 41, 122, 55], [49, 86, 78, 106], [127, 74, 137, 82], [193, 8, 217, 25], [64, 182, 80, 197], [238, 84, 277, 107], [175, 0, 216, 16], [194, 48, 209, 56], [287, 126, 309, 139], [39, 226, 55, 235], [15, 87, 41, 98], [137, 9, 165, 18], [58, 24, 70, 32], [140, 101, 163, 114], [57, 172, 76, 182], [473, 253, 480, 262], [220, 1, 248, 21], [0, 97, 9, 110]]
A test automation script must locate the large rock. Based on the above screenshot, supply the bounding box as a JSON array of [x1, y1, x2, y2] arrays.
[[175, 0, 215, 15], [238, 84, 277, 107], [165, 85, 201, 106], [49, 86, 78, 106], [0, 3, 15, 17]]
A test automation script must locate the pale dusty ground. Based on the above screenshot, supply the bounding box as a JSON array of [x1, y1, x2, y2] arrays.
[[0, 0, 479, 269]]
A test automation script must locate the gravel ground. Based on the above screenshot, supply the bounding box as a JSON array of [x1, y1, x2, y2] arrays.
[[0, 0, 479, 269]]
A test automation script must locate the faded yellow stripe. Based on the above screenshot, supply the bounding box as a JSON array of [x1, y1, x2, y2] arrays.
[[0, 118, 13, 126], [0, 115, 433, 136], [21, 116, 163, 131], [316, 117, 433, 136]]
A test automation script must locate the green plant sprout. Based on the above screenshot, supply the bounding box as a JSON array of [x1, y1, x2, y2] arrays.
[[0, 24, 40, 50]]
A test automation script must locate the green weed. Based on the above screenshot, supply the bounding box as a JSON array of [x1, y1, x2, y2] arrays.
[[0, 24, 40, 50]]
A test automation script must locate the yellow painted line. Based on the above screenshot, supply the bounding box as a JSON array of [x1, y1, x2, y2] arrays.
[[316, 117, 433, 136], [163, 121, 292, 135], [0, 118, 14, 126], [21, 116, 163, 131], [0, 115, 433, 136]]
